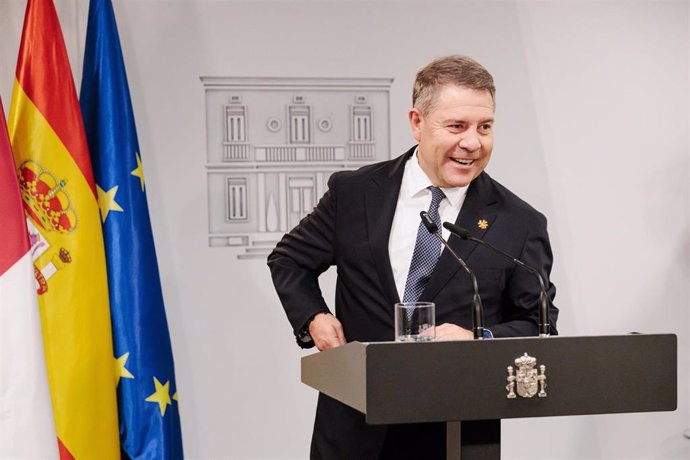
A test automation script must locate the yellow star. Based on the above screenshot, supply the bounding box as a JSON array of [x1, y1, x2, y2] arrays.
[[173, 392, 178, 402], [115, 352, 135, 386], [96, 184, 124, 223], [131, 152, 145, 191], [145, 377, 172, 416], [478, 219, 489, 230]]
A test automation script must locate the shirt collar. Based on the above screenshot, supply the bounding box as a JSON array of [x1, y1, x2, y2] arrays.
[[405, 148, 469, 209]]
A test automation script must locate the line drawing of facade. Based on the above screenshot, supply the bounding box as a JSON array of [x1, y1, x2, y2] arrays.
[[201, 77, 393, 259]]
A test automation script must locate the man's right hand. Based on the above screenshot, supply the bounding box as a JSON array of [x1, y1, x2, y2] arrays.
[[309, 313, 346, 351]]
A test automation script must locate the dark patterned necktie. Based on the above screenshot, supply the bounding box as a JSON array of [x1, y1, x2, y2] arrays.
[[402, 186, 445, 302]]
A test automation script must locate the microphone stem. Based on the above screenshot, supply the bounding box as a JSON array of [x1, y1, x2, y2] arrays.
[[479, 238, 551, 337], [539, 291, 550, 337], [453, 228, 550, 338]]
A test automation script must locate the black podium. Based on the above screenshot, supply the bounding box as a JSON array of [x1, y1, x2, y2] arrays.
[[301, 334, 677, 459]]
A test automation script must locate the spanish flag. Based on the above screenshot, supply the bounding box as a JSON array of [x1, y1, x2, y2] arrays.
[[8, 0, 120, 458]]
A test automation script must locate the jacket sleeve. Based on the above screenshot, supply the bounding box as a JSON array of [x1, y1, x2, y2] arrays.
[[267, 174, 339, 347]]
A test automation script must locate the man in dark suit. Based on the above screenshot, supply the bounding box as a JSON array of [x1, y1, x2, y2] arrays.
[[268, 55, 558, 459]]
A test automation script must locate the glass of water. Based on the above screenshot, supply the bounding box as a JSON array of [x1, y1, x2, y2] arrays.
[[394, 302, 435, 342]]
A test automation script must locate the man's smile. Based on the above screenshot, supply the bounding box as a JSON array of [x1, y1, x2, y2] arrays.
[[450, 157, 475, 166]]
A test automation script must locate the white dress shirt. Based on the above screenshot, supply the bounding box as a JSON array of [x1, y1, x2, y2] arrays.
[[388, 150, 469, 301]]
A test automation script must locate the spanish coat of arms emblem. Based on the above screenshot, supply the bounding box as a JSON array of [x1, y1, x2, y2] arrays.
[[506, 353, 547, 399]]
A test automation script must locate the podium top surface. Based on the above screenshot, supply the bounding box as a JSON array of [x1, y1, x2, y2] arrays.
[[301, 334, 677, 424]]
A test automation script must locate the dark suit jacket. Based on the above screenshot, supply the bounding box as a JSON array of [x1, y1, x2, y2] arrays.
[[268, 146, 558, 459]]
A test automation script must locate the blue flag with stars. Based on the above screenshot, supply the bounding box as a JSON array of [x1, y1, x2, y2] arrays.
[[79, 0, 183, 457]]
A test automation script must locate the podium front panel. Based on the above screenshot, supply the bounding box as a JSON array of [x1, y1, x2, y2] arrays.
[[302, 334, 677, 425]]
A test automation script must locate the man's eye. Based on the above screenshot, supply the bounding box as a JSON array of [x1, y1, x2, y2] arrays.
[[479, 124, 493, 132]]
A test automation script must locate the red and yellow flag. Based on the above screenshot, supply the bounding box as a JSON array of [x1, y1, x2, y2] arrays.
[[8, 0, 120, 458]]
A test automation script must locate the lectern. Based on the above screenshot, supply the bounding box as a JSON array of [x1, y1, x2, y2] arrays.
[[302, 334, 677, 459]]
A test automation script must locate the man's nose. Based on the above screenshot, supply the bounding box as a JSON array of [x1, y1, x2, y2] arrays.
[[458, 130, 481, 151]]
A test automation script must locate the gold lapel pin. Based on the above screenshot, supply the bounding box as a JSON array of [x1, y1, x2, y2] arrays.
[[478, 219, 489, 230]]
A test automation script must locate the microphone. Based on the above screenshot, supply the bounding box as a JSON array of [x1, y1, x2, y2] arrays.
[[420, 211, 484, 340], [442, 222, 551, 337]]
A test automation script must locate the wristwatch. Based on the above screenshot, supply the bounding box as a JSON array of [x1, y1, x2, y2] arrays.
[[296, 312, 327, 347], [297, 321, 314, 344]]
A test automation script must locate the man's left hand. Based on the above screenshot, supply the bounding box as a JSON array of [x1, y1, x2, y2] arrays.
[[435, 323, 474, 340]]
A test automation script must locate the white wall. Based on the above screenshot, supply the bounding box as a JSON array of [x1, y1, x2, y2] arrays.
[[1, 1, 688, 458]]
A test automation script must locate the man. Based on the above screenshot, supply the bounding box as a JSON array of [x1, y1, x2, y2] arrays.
[[268, 55, 558, 459]]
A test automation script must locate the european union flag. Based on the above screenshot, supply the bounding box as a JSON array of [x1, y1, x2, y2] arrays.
[[79, 0, 183, 457]]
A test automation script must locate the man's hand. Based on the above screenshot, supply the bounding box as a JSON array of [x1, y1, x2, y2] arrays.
[[435, 323, 474, 341], [309, 313, 346, 351]]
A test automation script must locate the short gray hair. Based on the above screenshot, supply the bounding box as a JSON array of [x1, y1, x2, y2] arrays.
[[413, 55, 495, 116]]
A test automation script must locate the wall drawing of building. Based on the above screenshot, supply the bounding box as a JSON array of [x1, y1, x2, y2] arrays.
[[201, 77, 393, 259]]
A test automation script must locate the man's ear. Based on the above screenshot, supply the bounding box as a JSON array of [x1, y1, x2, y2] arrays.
[[408, 108, 423, 142]]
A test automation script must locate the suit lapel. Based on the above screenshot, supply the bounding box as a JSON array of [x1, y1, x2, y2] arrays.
[[364, 150, 412, 306], [422, 172, 498, 302]]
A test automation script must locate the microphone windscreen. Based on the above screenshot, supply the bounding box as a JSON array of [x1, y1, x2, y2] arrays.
[[420, 211, 438, 233], [443, 222, 471, 239]]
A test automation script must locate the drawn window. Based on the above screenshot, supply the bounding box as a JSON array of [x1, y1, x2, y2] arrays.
[[289, 105, 310, 144], [225, 106, 246, 142], [226, 177, 248, 221], [352, 106, 372, 141], [288, 177, 314, 213]]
